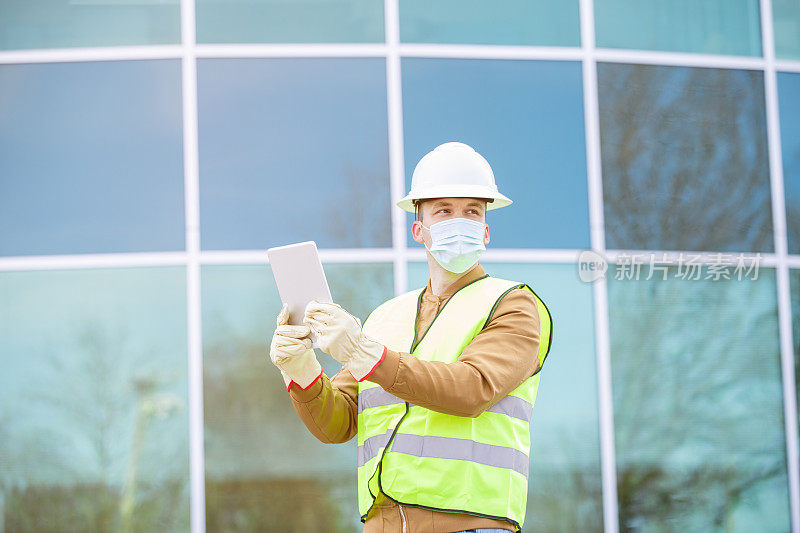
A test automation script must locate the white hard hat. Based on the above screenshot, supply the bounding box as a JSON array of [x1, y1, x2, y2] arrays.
[[396, 141, 512, 213]]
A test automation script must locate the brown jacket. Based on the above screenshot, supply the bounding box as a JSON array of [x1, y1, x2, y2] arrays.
[[288, 263, 542, 532]]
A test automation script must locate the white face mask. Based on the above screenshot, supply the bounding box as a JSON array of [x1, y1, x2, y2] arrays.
[[420, 217, 487, 273]]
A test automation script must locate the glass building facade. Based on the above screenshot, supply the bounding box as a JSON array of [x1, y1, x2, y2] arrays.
[[1, 1, 799, 531]]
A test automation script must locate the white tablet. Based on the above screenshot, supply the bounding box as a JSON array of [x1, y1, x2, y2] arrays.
[[267, 241, 333, 346]]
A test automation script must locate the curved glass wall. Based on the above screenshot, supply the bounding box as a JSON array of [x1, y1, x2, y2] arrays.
[[1, 1, 798, 531]]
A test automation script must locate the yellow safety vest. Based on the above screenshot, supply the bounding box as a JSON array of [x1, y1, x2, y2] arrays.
[[357, 274, 553, 530]]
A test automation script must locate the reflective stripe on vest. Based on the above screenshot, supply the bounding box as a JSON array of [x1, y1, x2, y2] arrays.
[[357, 387, 534, 422], [358, 431, 530, 478], [356, 275, 553, 531]]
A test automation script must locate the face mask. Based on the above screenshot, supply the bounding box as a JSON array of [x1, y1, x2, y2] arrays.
[[420, 218, 487, 273]]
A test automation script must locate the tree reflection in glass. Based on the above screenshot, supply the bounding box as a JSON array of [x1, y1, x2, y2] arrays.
[[0, 268, 190, 532], [598, 63, 773, 254], [201, 263, 393, 532], [196, 58, 392, 252], [778, 73, 800, 254], [608, 267, 790, 530]]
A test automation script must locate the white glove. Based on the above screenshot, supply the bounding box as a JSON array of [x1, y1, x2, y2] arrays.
[[303, 301, 386, 381], [269, 303, 322, 390]]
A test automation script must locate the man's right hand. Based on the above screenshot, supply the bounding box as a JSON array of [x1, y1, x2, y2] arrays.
[[269, 303, 323, 390]]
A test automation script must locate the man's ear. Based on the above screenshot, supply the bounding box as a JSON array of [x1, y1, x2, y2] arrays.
[[484, 223, 490, 246], [412, 220, 425, 245]]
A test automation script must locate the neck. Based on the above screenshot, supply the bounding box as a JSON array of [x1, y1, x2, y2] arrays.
[[426, 250, 471, 296]]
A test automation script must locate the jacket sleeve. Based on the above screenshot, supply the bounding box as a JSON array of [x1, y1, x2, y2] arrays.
[[287, 366, 359, 444], [366, 287, 542, 418]]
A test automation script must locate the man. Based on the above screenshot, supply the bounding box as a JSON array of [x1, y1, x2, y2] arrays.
[[268, 141, 552, 532]]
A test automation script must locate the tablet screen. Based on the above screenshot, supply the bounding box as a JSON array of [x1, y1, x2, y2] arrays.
[[267, 241, 333, 344]]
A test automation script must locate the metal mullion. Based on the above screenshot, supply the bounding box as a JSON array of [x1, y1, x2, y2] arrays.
[[580, 0, 619, 532], [3, 43, 798, 73], [594, 47, 765, 70], [195, 42, 387, 58], [0, 248, 607, 271], [0, 252, 187, 271], [760, 1, 800, 531], [775, 60, 800, 74], [4, 247, 784, 271], [179, 0, 205, 529], [398, 43, 583, 61], [385, 0, 408, 296], [0, 45, 182, 64], [201, 249, 397, 265]]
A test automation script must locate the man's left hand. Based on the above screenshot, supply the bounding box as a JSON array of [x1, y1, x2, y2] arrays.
[[303, 301, 386, 381]]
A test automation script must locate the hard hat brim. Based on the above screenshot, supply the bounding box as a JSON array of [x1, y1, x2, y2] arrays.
[[396, 186, 512, 213]]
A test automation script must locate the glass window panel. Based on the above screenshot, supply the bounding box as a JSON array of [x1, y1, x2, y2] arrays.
[[793, 270, 800, 428], [598, 63, 773, 253], [408, 262, 603, 531], [790, 270, 800, 439], [594, 0, 762, 56], [774, 0, 800, 60], [0, 0, 180, 50], [197, 58, 391, 250], [780, 73, 800, 254], [0, 267, 190, 530], [608, 267, 789, 530], [0, 61, 185, 257], [402, 59, 590, 249], [399, 0, 580, 47], [202, 262, 393, 531], [195, 0, 383, 44]]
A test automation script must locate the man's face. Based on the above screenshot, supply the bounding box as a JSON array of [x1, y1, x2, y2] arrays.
[[411, 197, 490, 249]]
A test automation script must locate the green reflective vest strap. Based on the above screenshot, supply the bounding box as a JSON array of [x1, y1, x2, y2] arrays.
[[357, 287, 422, 521], [357, 275, 553, 530]]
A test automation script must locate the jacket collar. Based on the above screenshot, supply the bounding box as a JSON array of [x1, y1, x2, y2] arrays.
[[423, 263, 487, 303]]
